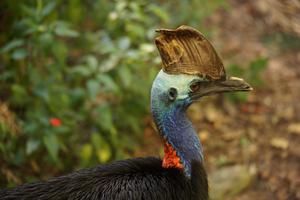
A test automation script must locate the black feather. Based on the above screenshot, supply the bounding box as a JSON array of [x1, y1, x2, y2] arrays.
[[0, 157, 208, 200]]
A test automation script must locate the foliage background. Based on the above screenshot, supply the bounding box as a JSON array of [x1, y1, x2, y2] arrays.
[[0, 0, 226, 185], [1, 0, 299, 199]]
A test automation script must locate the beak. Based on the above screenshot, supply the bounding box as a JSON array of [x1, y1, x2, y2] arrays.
[[190, 76, 253, 100]]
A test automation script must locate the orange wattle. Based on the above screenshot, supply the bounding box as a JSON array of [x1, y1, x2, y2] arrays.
[[162, 141, 184, 170]]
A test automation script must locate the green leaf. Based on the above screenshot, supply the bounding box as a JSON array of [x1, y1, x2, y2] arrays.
[[20, 4, 36, 18], [87, 79, 100, 100], [11, 84, 28, 105], [227, 64, 244, 77], [23, 123, 38, 135], [148, 5, 169, 23], [69, 88, 85, 104], [41, 2, 56, 17], [118, 66, 131, 87], [51, 41, 68, 63], [249, 58, 268, 74], [226, 92, 248, 103], [0, 40, 24, 53], [96, 149, 110, 163], [14, 149, 25, 166], [240, 136, 250, 147], [79, 143, 92, 166], [34, 85, 50, 103], [126, 23, 145, 39], [118, 37, 130, 50], [97, 74, 119, 92], [100, 54, 120, 72], [43, 134, 60, 161], [248, 58, 268, 86], [12, 84, 27, 97], [91, 133, 111, 163], [96, 105, 114, 132], [71, 65, 91, 77], [26, 139, 40, 155], [55, 22, 79, 38], [12, 49, 28, 60], [38, 32, 54, 46], [85, 55, 98, 71], [140, 43, 155, 53]]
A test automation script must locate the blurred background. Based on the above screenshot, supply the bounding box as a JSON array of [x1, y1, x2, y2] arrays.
[[0, 0, 299, 199]]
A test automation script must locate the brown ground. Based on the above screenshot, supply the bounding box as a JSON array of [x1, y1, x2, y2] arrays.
[[136, 1, 300, 199]]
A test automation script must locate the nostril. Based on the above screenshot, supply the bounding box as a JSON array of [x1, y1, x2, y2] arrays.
[[244, 84, 253, 91]]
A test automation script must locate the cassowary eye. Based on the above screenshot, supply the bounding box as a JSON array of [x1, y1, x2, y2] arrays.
[[189, 82, 200, 92], [168, 87, 177, 101]]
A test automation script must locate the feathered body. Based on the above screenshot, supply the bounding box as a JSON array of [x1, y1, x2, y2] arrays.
[[0, 157, 208, 200]]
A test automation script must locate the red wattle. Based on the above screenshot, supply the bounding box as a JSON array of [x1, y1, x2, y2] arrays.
[[162, 141, 183, 170]]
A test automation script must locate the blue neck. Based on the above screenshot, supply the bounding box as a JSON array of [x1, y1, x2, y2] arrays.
[[151, 98, 203, 177]]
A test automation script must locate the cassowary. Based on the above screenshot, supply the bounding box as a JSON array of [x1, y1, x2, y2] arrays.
[[0, 25, 252, 200]]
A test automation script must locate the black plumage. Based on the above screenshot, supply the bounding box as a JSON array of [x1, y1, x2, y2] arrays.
[[0, 157, 208, 200]]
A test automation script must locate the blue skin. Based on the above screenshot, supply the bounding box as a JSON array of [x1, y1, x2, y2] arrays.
[[151, 70, 204, 178]]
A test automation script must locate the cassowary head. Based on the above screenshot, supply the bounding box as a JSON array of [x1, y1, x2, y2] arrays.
[[151, 25, 252, 177], [151, 25, 252, 119]]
